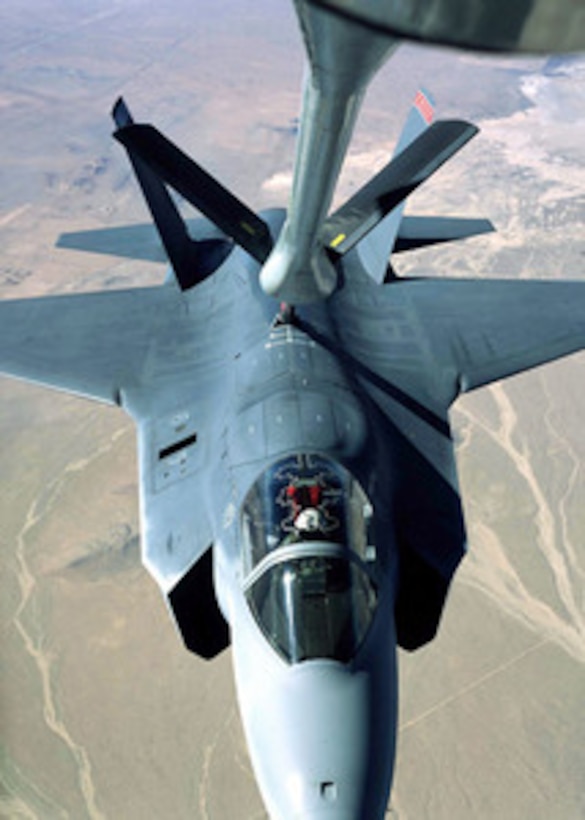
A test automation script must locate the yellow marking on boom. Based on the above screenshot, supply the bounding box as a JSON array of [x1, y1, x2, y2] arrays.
[[240, 221, 256, 236], [330, 233, 346, 249]]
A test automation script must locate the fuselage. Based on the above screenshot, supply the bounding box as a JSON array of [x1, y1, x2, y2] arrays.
[[206, 226, 401, 818]]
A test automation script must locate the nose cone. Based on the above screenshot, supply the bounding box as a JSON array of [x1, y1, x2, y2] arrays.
[[233, 646, 397, 820]]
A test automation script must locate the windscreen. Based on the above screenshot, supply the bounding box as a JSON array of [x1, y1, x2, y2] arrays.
[[246, 555, 377, 663]]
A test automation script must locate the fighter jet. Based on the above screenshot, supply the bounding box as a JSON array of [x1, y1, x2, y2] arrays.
[[1, 2, 584, 818]]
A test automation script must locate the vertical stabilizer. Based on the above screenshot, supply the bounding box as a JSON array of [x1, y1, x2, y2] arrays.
[[112, 98, 232, 290], [356, 88, 435, 280]]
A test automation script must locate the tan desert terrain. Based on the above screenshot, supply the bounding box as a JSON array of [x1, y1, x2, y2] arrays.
[[1, 2, 584, 818]]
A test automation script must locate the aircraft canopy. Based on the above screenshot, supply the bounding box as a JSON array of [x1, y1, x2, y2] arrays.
[[241, 454, 378, 663]]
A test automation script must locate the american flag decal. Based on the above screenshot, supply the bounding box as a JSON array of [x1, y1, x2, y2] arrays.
[[414, 90, 434, 124]]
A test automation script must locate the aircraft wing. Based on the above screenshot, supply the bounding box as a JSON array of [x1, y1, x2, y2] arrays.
[[0, 283, 226, 409], [0, 281, 227, 589], [333, 276, 585, 411], [0, 286, 163, 406], [408, 278, 585, 398]]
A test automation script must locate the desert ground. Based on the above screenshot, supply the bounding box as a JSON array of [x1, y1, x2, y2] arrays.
[[1, 1, 584, 818]]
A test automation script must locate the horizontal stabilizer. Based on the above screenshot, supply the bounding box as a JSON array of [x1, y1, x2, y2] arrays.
[[57, 223, 167, 263], [322, 119, 478, 256], [57, 218, 229, 264], [393, 215, 495, 253], [114, 122, 273, 264]]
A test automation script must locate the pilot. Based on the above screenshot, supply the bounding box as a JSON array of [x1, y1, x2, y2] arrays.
[[283, 482, 327, 542], [294, 506, 325, 537]]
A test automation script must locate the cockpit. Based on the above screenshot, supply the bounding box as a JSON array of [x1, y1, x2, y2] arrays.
[[241, 454, 378, 664]]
